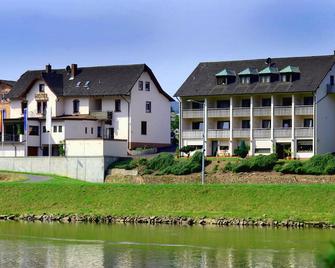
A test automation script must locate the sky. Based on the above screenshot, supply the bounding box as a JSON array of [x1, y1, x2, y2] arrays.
[[0, 0, 334, 96]]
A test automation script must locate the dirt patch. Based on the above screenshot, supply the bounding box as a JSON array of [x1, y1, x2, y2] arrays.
[[0, 172, 27, 182]]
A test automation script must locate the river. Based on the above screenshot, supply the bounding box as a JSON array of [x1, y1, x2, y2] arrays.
[[0, 221, 333, 267]]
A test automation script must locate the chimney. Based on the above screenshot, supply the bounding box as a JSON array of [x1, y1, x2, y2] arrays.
[[71, 64, 78, 79], [45, 64, 52, 73]]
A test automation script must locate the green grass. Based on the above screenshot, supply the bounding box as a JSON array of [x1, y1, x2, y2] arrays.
[[0, 175, 335, 222]]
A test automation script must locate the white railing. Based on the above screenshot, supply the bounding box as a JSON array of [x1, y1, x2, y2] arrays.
[[208, 108, 230, 118], [182, 109, 203, 119], [253, 107, 271, 116], [232, 107, 250, 117], [295, 105, 313, 115], [208, 129, 230, 139], [233, 129, 250, 138], [274, 106, 292, 116], [274, 128, 291, 138], [182, 130, 203, 139], [295, 127, 313, 137], [90, 110, 113, 120], [253, 128, 271, 138]]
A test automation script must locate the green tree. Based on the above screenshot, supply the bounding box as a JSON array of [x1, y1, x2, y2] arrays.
[[234, 141, 249, 158]]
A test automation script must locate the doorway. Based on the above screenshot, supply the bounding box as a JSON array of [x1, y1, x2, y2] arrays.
[[276, 143, 291, 159], [211, 141, 218, 156]]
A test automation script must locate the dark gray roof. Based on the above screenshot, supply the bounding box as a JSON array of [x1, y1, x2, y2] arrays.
[[0, 80, 16, 87], [175, 55, 335, 97], [9, 64, 173, 101]]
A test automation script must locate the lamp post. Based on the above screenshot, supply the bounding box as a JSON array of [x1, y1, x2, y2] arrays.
[[187, 99, 207, 184]]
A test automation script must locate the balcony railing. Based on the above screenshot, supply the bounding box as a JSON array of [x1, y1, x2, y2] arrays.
[[90, 110, 113, 120], [274, 128, 291, 138], [4, 134, 20, 142], [182, 109, 203, 119], [253, 128, 271, 138], [182, 130, 203, 139], [208, 108, 229, 118], [233, 128, 250, 138], [232, 107, 250, 117], [295, 127, 313, 138], [253, 107, 271, 116], [208, 129, 230, 139], [274, 106, 292, 116], [295, 105, 313, 115]]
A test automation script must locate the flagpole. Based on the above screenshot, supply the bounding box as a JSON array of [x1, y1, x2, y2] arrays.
[[1, 109, 4, 155]]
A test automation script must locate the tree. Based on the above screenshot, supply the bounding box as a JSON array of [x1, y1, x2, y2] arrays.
[[234, 141, 249, 158]]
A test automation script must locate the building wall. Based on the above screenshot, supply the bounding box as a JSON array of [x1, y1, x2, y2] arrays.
[[129, 71, 171, 148], [0, 144, 25, 156], [316, 63, 335, 154], [64, 97, 90, 115], [64, 120, 100, 140]]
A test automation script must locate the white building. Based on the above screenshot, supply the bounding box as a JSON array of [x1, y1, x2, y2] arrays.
[[3, 63, 172, 157], [175, 54, 335, 159]]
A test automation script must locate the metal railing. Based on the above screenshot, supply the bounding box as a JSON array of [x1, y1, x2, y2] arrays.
[[208, 129, 230, 139], [253, 128, 271, 138], [4, 134, 20, 142]]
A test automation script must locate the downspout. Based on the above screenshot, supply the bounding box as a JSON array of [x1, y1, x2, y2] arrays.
[[176, 97, 181, 157], [121, 95, 130, 150]]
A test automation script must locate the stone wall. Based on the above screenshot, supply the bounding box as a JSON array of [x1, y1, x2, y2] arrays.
[[0, 156, 118, 183]]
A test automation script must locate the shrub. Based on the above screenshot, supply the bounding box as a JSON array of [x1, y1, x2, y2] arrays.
[[302, 153, 335, 175], [224, 162, 234, 172], [278, 160, 303, 174], [224, 154, 278, 173], [180, 145, 196, 157], [234, 141, 249, 158], [146, 153, 176, 171]]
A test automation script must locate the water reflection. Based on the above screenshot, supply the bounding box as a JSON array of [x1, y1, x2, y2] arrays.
[[0, 222, 332, 267]]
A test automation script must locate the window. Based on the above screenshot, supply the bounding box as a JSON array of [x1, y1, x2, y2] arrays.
[[97, 126, 102, 138], [240, 76, 250, 84], [255, 148, 271, 154], [192, 121, 203, 130], [217, 121, 230, 130], [53, 126, 57, 133], [115, 99, 121, 112], [282, 97, 292, 106], [262, 98, 271, 107], [106, 127, 114, 140], [145, 81, 150, 91], [297, 139, 313, 152], [219, 145, 229, 151], [281, 74, 291, 82], [91, 127, 94, 134], [241, 99, 251, 107], [262, 120, 271, 129], [242, 120, 250, 129], [37, 101, 47, 114], [260, 76, 270, 83], [216, 77, 226, 85], [21, 101, 27, 114], [217, 100, 230, 108], [29, 125, 39, 136], [330, 75, 334, 86], [141, 121, 147, 135], [58, 126, 63, 133], [145, 101, 151, 113], [85, 127, 88, 134], [304, 118, 313, 127], [304, 96, 313, 105], [42, 126, 46, 133], [282, 119, 292, 128], [73, 99, 80, 113], [191, 102, 202, 109], [39, 84, 45, 92], [138, 81, 143, 91]]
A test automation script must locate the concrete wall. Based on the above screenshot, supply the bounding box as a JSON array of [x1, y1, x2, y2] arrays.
[[0, 144, 25, 156], [0, 156, 118, 183]]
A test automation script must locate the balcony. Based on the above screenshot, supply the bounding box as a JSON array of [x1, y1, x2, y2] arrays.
[[274, 106, 292, 116], [182, 109, 203, 119], [232, 107, 250, 117], [253, 128, 271, 139], [253, 107, 271, 116], [182, 130, 203, 139], [295, 127, 313, 138], [274, 128, 291, 138], [4, 134, 21, 142], [233, 129, 250, 138], [90, 110, 113, 120], [295, 105, 313, 115], [208, 108, 229, 118], [208, 129, 230, 139]]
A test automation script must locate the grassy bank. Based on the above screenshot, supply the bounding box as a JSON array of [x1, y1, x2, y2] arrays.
[[0, 177, 335, 222]]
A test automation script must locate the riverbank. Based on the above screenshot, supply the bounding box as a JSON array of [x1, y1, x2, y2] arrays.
[[1, 176, 335, 226]]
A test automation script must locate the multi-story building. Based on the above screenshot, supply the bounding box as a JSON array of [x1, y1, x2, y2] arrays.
[[3, 63, 172, 156], [0, 79, 15, 117], [175, 54, 335, 159]]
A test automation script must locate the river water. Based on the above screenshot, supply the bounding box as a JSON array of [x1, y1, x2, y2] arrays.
[[0, 221, 334, 267]]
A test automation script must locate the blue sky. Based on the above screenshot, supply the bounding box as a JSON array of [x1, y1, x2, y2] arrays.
[[0, 0, 334, 96]]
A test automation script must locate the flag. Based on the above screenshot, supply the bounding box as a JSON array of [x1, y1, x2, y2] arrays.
[[46, 105, 52, 132], [23, 108, 28, 133]]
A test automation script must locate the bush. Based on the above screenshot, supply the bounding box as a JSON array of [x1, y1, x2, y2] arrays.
[[234, 141, 249, 158], [277, 160, 303, 174], [224, 154, 278, 173], [180, 145, 196, 156], [146, 153, 176, 171], [302, 154, 335, 175]]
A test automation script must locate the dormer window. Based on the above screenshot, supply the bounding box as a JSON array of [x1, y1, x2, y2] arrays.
[[238, 68, 258, 84], [215, 69, 236, 85], [280, 66, 300, 82], [39, 84, 45, 92], [259, 66, 279, 83]]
